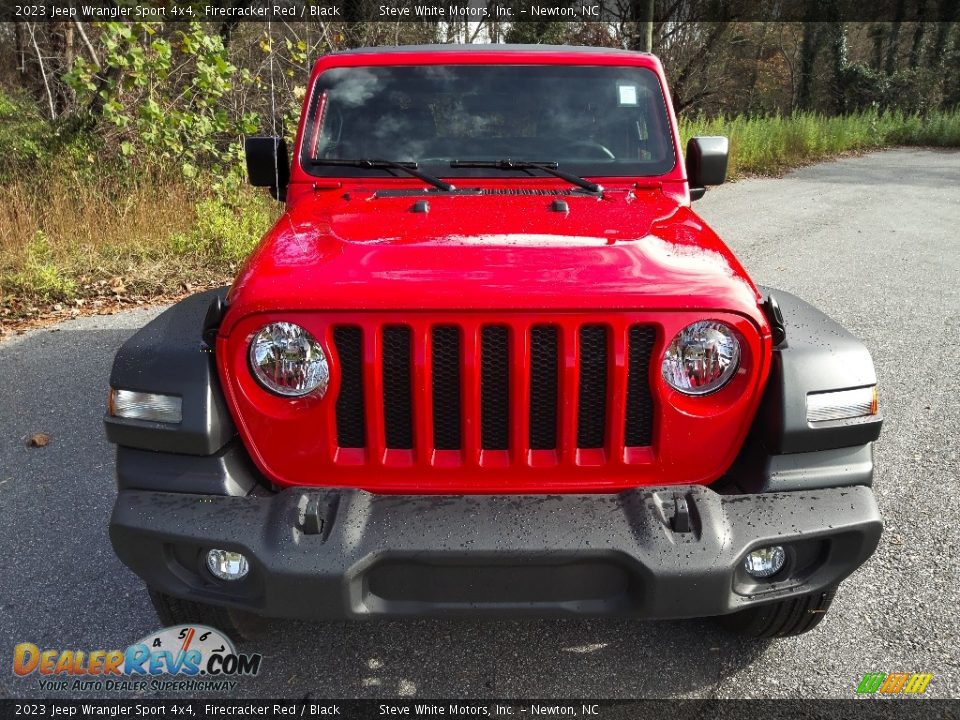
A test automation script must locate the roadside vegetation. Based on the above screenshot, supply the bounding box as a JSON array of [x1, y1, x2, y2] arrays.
[[1, 18, 958, 334], [0, 89, 270, 301], [680, 110, 960, 176]]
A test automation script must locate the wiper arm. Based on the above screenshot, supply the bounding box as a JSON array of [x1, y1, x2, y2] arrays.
[[308, 158, 455, 192], [450, 159, 602, 194]]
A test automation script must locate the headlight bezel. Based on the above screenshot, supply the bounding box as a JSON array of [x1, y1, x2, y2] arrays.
[[248, 321, 330, 398], [661, 319, 742, 397]]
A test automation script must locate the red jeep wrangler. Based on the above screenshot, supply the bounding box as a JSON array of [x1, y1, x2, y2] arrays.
[[107, 45, 883, 640]]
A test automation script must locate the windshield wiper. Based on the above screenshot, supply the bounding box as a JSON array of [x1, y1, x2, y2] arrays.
[[450, 159, 602, 194], [308, 158, 455, 192]]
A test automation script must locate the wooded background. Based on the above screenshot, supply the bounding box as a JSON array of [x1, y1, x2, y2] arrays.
[[2, 11, 958, 178], [0, 10, 957, 320]]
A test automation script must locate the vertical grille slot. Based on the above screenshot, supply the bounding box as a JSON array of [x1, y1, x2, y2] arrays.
[[431, 326, 461, 450], [333, 326, 365, 448], [480, 326, 510, 450], [577, 325, 608, 449], [625, 325, 656, 447], [382, 326, 413, 449], [529, 326, 558, 450]]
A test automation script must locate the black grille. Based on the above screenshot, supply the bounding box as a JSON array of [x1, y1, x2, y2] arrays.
[[480, 326, 510, 450], [577, 325, 608, 449], [529, 326, 558, 450], [333, 326, 365, 448], [382, 326, 413, 449], [432, 326, 461, 450], [330, 318, 656, 460], [625, 325, 656, 447]]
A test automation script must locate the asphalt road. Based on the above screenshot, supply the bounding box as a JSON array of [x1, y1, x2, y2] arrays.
[[1, 148, 958, 701]]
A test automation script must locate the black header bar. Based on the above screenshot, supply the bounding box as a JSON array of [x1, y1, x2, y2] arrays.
[[0, 0, 944, 24], [1, 699, 958, 720]]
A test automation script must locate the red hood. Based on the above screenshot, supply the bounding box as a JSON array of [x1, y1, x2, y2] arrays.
[[223, 184, 765, 336]]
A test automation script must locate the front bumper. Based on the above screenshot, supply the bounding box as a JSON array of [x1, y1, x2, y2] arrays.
[[110, 484, 882, 620]]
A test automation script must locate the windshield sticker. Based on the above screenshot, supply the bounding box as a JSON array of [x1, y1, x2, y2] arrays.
[[618, 84, 638, 106]]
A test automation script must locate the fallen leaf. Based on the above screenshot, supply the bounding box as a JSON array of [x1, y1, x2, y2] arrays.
[[28, 432, 51, 448]]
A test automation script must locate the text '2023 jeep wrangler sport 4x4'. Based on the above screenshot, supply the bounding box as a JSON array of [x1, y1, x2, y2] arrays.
[[106, 45, 883, 640]]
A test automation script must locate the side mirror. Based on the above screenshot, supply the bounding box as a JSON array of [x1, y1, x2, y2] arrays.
[[245, 136, 290, 201], [686, 136, 728, 201]]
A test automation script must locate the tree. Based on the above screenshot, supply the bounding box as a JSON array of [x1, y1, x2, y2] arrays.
[[796, 20, 822, 111], [885, 0, 906, 75], [629, 0, 656, 52]]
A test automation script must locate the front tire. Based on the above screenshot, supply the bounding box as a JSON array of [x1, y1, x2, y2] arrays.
[[147, 586, 268, 642], [717, 587, 836, 638]]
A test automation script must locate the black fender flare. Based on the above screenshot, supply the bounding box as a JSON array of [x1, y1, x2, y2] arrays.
[[104, 288, 235, 456], [757, 286, 882, 454], [722, 287, 882, 494]]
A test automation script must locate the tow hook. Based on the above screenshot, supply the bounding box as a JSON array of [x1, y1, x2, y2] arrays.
[[300, 496, 325, 535], [671, 493, 692, 533], [650, 490, 695, 535]]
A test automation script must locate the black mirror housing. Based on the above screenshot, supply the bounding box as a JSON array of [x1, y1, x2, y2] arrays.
[[686, 136, 728, 200], [245, 136, 290, 201]]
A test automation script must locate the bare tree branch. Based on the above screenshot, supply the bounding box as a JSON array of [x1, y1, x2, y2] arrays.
[[27, 23, 56, 120], [72, 19, 100, 69]]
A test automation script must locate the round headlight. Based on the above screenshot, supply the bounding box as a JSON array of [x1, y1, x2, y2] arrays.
[[662, 320, 741, 395], [249, 322, 329, 397]]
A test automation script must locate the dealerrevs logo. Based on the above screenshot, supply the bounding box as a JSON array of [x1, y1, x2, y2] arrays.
[[12, 625, 263, 692]]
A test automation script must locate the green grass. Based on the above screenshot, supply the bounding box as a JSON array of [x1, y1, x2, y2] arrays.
[[679, 109, 960, 177]]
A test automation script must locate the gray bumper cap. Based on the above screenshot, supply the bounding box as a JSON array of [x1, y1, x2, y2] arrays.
[[110, 484, 882, 621]]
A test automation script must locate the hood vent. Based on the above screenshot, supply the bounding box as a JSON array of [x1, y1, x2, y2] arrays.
[[477, 188, 577, 196], [375, 188, 580, 198]]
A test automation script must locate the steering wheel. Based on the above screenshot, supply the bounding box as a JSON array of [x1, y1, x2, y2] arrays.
[[567, 141, 616, 161]]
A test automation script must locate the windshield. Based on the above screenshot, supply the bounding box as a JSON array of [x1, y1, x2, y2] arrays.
[[300, 64, 676, 179]]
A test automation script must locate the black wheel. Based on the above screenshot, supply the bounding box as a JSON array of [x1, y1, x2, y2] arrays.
[[717, 587, 837, 638], [147, 586, 268, 643]]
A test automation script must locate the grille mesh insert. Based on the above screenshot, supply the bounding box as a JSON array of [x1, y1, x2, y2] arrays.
[[577, 325, 608, 449], [480, 326, 510, 450], [332, 326, 365, 448], [431, 326, 462, 450], [625, 325, 656, 447], [382, 326, 413, 449], [529, 326, 559, 450]]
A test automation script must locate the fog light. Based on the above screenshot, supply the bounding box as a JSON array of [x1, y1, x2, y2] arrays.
[[109, 388, 182, 424], [206, 549, 249, 581], [744, 546, 786, 578]]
